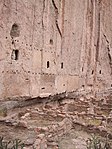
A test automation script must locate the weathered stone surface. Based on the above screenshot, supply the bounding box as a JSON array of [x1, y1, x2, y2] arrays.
[[0, 0, 112, 149], [0, 0, 112, 100]]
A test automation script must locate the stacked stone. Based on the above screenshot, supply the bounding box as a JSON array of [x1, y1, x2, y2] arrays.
[[33, 118, 72, 149]]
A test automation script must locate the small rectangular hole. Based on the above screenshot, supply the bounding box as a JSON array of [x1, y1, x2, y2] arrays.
[[61, 62, 63, 69], [15, 50, 19, 60], [11, 50, 19, 60], [47, 61, 50, 68], [99, 70, 101, 74]]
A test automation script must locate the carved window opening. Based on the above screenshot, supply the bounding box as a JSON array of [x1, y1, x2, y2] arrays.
[[99, 70, 101, 74], [92, 70, 94, 74], [11, 50, 19, 60], [10, 23, 20, 37], [61, 62, 63, 69], [47, 61, 50, 68], [50, 39, 53, 45]]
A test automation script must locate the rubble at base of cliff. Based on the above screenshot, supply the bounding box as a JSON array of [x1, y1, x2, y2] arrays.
[[0, 91, 112, 149]]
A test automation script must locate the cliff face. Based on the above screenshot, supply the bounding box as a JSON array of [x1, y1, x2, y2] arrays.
[[0, 0, 112, 99]]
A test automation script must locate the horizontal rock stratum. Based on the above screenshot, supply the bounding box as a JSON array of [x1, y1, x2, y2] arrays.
[[0, 0, 112, 100]]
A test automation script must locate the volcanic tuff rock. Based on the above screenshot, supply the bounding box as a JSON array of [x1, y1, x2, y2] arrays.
[[0, 0, 112, 100]]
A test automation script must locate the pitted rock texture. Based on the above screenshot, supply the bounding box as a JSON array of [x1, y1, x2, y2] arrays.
[[0, 0, 112, 99]]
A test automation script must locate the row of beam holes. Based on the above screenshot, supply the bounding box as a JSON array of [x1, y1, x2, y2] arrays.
[[11, 52, 101, 74], [12, 40, 32, 48], [2, 71, 54, 75], [3, 69, 112, 87], [11, 38, 32, 47], [6, 37, 23, 45], [47, 61, 63, 69], [6, 37, 19, 43]]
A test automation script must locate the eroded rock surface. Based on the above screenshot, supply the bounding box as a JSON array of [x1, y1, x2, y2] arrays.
[[0, 0, 112, 148], [0, 0, 112, 99]]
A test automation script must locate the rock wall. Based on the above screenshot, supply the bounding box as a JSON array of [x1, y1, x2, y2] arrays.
[[0, 0, 112, 100]]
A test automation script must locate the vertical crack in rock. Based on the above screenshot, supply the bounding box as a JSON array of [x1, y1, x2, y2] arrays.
[[103, 34, 112, 74], [15, 0, 17, 12], [108, 51, 112, 75], [95, 4, 100, 62], [85, 0, 94, 85], [88, 0, 94, 65], [42, 0, 45, 29], [52, 0, 62, 38], [31, 0, 36, 49], [61, 0, 65, 36], [90, 0, 102, 94], [52, 0, 58, 10], [61, 0, 65, 54], [93, 0, 101, 88], [41, 0, 45, 74]]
